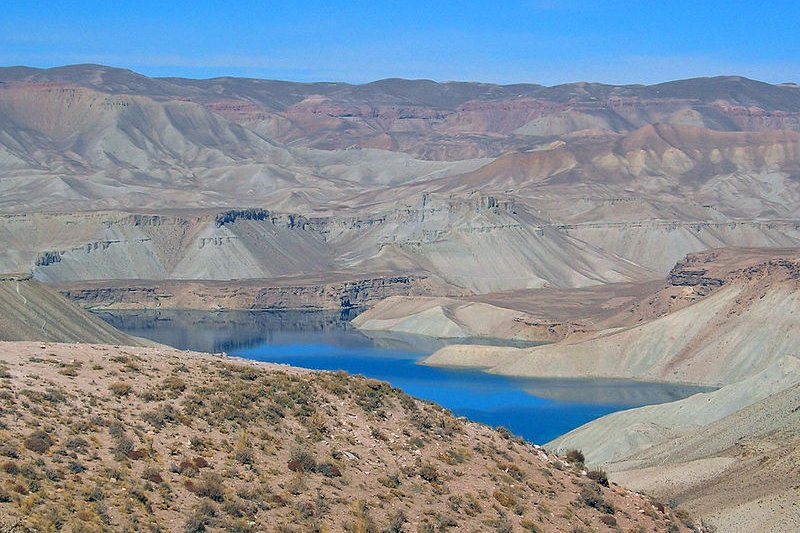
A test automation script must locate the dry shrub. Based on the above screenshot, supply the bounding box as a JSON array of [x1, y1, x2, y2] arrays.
[[108, 382, 132, 397], [24, 431, 53, 453], [565, 449, 585, 466]]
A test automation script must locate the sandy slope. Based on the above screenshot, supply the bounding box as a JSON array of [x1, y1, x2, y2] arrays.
[[0, 274, 145, 345], [351, 295, 556, 340], [547, 364, 800, 532], [426, 249, 800, 386]]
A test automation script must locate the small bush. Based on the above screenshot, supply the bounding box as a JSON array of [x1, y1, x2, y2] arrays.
[[233, 446, 254, 465], [195, 473, 225, 502], [163, 376, 187, 392], [315, 462, 341, 478], [599, 515, 617, 527], [142, 467, 163, 483], [68, 461, 87, 474], [493, 490, 517, 508], [287, 449, 316, 473], [24, 431, 53, 453], [587, 468, 609, 487], [565, 449, 585, 466], [418, 464, 439, 483], [108, 382, 132, 397], [579, 484, 615, 514]]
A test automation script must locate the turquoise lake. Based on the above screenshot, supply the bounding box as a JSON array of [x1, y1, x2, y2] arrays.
[[97, 309, 712, 444]]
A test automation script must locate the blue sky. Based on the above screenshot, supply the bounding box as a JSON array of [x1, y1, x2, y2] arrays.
[[1, 1, 798, 85]]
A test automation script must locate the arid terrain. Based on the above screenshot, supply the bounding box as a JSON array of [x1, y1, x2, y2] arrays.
[[0, 341, 693, 533], [1, 66, 800, 300], [1, 65, 799, 531]]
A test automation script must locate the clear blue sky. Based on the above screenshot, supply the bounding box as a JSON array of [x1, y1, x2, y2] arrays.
[[1, 0, 798, 85]]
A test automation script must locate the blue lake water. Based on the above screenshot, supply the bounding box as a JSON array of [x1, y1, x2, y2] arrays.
[[97, 309, 713, 444]]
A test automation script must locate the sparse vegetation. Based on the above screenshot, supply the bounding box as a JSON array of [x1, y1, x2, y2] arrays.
[[0, 343, 687, 532]]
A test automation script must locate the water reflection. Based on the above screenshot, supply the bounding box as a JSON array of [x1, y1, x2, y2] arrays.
[[96, 309, 714, 443]]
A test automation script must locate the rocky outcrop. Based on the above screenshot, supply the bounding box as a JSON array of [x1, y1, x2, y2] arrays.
[[58, 275, 441, 310], [425, 248, 800, 386]]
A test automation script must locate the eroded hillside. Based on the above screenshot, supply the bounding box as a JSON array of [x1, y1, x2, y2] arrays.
[[1, 67, 800, 299]]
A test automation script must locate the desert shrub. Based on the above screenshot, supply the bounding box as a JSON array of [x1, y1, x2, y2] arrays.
[[233, 445, 254, 465], [418, 463, 439, 483], [163, 376, 187, 392], [379, 472, 401, 488], [177, 459, 199, 477], [142, 466, 163, 483], [2, 460, 18, 474], [496, 426, 513, 440], [315, 462, 341, 478], [24, 430, 53, 453], [142, 404, 180, 428], [587, 467, 609, 487], [493, 489, 517, 508], [111, 434, 135, 460], [520, 519, 542, 532], [43, 388, 67, 403], [288, 449, 316, 473], [195, 472, 225, 502], [565, 449, 585, 467], [68, 461, 87, 474], [65, 437, 89, 453], [579, 484, 615, 514], [0, 443, 19, 458], [344, 500, 378, 533], [184, 513, 207, 533], [108, 382, 132, 397], [383, 511, 406, 533], [438, 447, 470, 465]]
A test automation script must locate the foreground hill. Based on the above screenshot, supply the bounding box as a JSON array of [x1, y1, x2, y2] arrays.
[[548, 358, 800, 533], [0, 342, 692, 532], [395, 247, 800, 532]]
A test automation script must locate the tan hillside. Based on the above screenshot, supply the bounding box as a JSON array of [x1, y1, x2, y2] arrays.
[[2, 68, 800, 302], [547, 358, 800, 533], [352, 295, 561, 341], [0, 274, 145, 345], [425, 248, 800, 386], [0, 342, 693, 533]]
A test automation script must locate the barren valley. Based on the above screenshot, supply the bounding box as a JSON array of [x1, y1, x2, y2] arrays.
[[1, 65, 799, 531]]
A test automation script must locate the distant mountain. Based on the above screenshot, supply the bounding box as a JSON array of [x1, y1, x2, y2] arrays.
[[2, 65, 800, 294], [3, 65, 800, 160]]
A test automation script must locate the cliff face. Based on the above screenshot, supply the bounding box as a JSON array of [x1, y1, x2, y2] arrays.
[[58, 275, 442, 311], [3, 197, 799, 303], [426, 247, 800, 386]]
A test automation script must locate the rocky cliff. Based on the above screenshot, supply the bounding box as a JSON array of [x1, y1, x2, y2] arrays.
[[425, 247, 800, 386]]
